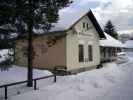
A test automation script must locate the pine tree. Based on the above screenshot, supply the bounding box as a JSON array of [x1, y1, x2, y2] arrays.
[[104, 20, 118, 39], [0, 0, 71, 86]]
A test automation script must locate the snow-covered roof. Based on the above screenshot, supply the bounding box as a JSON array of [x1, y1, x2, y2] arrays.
[[51, 9, 89, 32], [100, 32, 123, 48], [34, 8, 90, 34], [123, 40, 133, 48], [34, 6, 105, 38]]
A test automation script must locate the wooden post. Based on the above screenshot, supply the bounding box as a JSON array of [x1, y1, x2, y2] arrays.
[[34, 80, 37, 90], [5, 86, 7, 99], [54, 67, 57, 83], [54, 74, 56, 83]]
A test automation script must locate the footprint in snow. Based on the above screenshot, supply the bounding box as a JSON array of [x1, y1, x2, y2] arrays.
[[90, 81, 102, 88], [104, 75, 116, 83]]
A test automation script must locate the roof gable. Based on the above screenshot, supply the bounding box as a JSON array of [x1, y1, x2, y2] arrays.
[[34, 9, 106, 39], [87, 10, 105, 39]]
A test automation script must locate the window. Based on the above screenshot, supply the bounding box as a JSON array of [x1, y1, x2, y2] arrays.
[[108, 49, 110, 57], [88, 45, 93, 61], [83, 22, 85, 28], [79, 44, 84, 62], [103, 48, 106, 58], [86, 23, 89, 30]]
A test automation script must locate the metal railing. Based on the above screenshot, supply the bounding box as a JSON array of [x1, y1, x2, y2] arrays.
[[0, 74, 56, 99]]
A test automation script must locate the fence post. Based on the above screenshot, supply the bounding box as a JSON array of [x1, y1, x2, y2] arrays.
[[54, 67, 57, 83], [5, 85, 7, 99], [34, 79, 37, 90]]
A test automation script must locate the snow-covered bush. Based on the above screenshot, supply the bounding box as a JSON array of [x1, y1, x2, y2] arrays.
[[0, 49, 13, 71]]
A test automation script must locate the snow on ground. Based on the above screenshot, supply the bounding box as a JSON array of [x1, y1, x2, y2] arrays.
[[0, 65, 53, 100], [0, 65, 52, 85], [0, 53, 133, 100]]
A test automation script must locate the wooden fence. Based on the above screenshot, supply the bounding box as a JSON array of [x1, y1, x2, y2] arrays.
[[0, 74, 56, 99]]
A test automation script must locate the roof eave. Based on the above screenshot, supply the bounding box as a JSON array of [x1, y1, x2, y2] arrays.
[[87, 10, 106, 39]]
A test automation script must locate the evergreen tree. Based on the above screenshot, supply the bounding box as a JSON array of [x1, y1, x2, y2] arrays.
[[0, 29, 14, 49], [104, 20, 118, 39], [0, 0, 70, 86]]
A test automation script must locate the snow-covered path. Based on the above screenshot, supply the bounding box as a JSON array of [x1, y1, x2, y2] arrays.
[[98, 61, 133, 100], [8, 58, 133, 100]]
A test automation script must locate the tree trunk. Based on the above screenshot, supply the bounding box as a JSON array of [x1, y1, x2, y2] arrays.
[[27, 0, 33, 87], [27, 24, 33, 87]]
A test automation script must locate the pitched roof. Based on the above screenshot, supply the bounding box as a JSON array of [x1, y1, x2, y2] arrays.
[[34, 8, 105, 39], [34, 9, 89, 34], [87, 10, 105, 39], [100, 32, 123, 48], [123, 40, 133, 48]]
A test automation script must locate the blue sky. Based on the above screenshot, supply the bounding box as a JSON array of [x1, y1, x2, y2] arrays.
[[66, 0, 133, 31]]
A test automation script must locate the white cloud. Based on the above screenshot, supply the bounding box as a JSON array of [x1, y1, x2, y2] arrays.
[[61, 0, 133, 31], [92, 0, 133, 31], [76, 0, 100, 6]]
